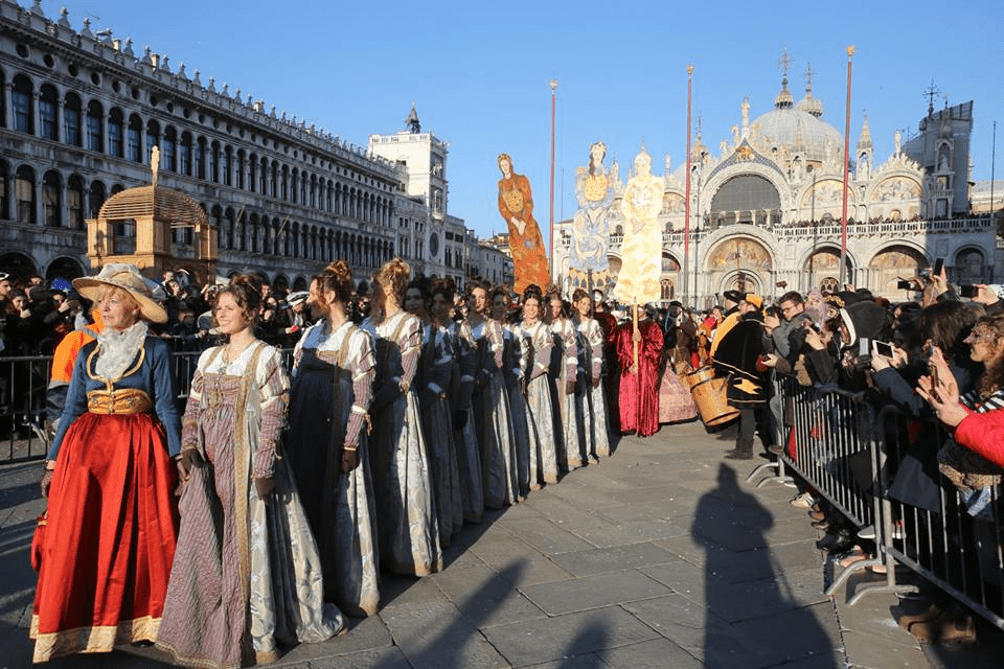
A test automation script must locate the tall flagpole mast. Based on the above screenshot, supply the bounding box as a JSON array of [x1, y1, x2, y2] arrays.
[[839, 46, 854, 286], [549, 79, 558, 276], [684, 64, 693, 305]]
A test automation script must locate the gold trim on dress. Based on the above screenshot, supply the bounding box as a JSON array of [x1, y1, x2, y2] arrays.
[[86, 388, 154, 414], [31, 614, 160, 662]]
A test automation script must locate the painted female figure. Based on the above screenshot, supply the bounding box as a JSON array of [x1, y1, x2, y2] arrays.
[[158, 276, 343, 668], [569, 141, 614, 292], [498, 153, 549, 294]]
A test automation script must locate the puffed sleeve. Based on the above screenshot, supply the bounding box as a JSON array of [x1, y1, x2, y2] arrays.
[[180, 347, 214, 454], [149, 337, 182, 456], [254, 347, 289, 479], [347, 329, 375, 447]]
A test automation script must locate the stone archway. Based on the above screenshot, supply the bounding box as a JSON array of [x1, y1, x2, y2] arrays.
[[868, 245, 927, 296], [0, 252, 39, 285]]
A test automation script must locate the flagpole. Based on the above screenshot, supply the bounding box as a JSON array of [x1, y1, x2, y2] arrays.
[[840, 46, 854, 286], [684, 64, 693, 305], [549, 79, 558, 279]]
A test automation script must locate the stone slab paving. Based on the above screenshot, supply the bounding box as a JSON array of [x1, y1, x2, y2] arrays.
[[3, 421, 1004, 668]]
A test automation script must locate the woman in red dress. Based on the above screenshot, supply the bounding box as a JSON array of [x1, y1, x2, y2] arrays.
[[32, 263, 180, 663]]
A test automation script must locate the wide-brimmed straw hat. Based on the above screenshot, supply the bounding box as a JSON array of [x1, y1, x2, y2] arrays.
[[73, 263, 167, 323]]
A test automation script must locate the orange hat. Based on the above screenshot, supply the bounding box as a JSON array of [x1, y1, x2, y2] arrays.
[[743, 294, 763, 309]]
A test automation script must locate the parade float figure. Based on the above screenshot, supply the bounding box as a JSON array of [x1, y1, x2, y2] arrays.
[[569, 141, 614, 293], [497, 153, 549, 294]]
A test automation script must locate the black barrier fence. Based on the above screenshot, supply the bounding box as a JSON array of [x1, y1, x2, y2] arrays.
[[0, 347, 294, 463], [759, 376, 1004, 631]]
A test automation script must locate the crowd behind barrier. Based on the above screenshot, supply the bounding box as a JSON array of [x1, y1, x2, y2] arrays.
[[769, 376, 1004, 632]]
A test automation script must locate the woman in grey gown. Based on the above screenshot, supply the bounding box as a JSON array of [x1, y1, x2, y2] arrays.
[[519, 285, 559, 488], [284, 261, 380, 617]]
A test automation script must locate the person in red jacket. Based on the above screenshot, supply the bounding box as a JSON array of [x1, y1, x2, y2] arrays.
[[919, 314, 1004, 466]]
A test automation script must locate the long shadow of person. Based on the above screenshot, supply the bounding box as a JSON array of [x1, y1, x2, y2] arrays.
[[692, 463, 838, 669]]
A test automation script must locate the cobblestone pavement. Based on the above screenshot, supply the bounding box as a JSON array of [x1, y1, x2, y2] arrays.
[[2, 419, 1001, 668]]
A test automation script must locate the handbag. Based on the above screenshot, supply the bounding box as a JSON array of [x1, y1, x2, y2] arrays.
[[30, 511, 47, 571]]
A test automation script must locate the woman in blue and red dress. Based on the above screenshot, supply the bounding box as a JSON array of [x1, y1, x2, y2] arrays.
[[32, 263, 180, 663]]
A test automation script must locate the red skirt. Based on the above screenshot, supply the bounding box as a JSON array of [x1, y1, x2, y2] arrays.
[[31, 412, 178, 663]]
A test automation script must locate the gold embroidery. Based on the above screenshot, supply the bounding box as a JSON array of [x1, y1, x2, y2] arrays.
[[86, 388, 153, 414]]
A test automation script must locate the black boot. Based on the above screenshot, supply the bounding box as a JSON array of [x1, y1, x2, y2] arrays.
[[724, 440, 754, 460]]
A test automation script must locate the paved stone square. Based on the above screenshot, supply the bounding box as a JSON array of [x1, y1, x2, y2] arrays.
[[2, 419, 1002, 668]]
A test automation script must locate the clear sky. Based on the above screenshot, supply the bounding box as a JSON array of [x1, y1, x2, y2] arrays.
[[45, 0, 1003, 247]]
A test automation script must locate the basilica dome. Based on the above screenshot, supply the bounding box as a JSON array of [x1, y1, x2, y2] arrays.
[[748, 78, 843, 164]]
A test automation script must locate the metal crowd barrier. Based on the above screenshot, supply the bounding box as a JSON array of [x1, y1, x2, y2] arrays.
[[880, 404, 1004, 630], [751, 375, 1004, 631], [0, 347, 294, 464]]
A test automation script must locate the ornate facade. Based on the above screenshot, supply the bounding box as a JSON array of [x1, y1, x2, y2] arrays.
[[0, 1, 497, 290], [555, 67, 997, 306]]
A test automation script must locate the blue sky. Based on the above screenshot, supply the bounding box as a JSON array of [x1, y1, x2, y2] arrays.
[[46, 0, 1003, 245]]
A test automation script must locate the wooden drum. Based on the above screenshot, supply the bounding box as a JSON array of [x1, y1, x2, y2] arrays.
[[685, 366, 715, 389], [690, 375, 740, 427]]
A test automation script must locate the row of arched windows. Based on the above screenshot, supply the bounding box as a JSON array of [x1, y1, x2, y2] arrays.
[[0, 158, 393, 268], [1, 69, 396, 227]]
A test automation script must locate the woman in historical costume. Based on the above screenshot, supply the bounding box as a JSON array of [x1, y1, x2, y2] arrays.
[[658, 306, 699, 425], [444, 283, 484, 524], [497, 154, 549, 294], [467, 280, 519, 508], [520, 285, 559, 488], [569, 141, 614, 292], [364, 258, 442, 576], [33, 263, 180, 663], [548, 289, 585, 470], [616, 304, 664, 437], [571, 288, 611, 460], [406, 278, 463, 547], [157, 276, 343, 668], [284, 261, 380, 617], [491, 287, 531, 498]]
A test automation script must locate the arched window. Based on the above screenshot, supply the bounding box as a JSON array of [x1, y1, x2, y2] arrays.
[[220, 146, 231, 186], [16, 165, 36, 223], [207, 139, 219, 180], [281, 165, 289, 201], [145, 119, 160, 162], [127, 114, 143, 162], [248, 153, 257, 193], [0, 161, 8, 219], [88, 180, 106, 218], [43, 170, 61, 227], [67, 175, 85, 230], [39, 84, 58, 140], [179, 132, 192, 175], [290, 169, 298, 204], [62, 92, 81, 145], [235, 151, 245, 189], [162, 127, 177, 172], [108, 108, 124, 157], [195, 138, 207, 179], [12, 75, 33, 134], [86, 100, 103, 152]]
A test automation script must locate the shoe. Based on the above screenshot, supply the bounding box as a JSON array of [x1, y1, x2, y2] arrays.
[[909, 611, 976, 645], [808, 509, 826, 521], [857, 523, 905, 541], [811, 519, 830, 529], [791, 492, 816, 509], [816, 529, 853, 552], [857, 525, 876, 540], [724, 449, 753, 460], [836, 546, 868, 568], [897, 602, 941, 630], [766, 444, 784, 456]]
